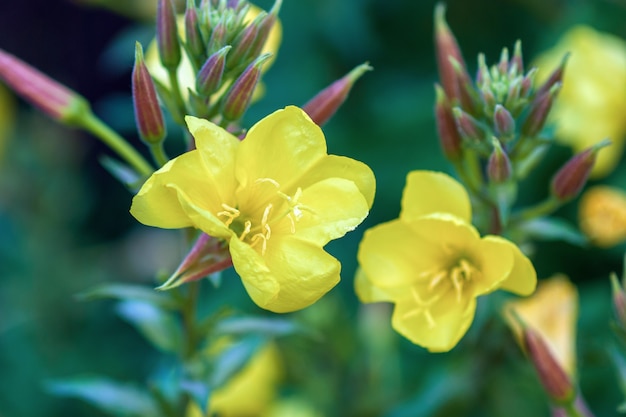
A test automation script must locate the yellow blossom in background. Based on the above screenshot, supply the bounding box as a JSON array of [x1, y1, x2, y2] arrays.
[[356, 171, 536, 352], [187, 343, 282, 417], [0, 84, 15, 164], [579, 185, 626, 247], [131, 106, 375, 312], [145, 4, 281, 101], [533, 25, 626, 177], [504, 275, 578, 377]]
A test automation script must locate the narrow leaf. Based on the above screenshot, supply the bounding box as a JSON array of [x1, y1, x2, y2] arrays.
[[116, 300, 183, 353]]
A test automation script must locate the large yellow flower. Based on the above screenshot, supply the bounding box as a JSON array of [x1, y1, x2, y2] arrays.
[[131, 106, 374, 313], [579, 185, 626, 247], [533, 25, 626, 177], [504, 275, 578, 378], [356, 171, 536, 352]]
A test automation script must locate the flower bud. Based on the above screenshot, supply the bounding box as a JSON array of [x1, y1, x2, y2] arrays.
[[434, 3, 469, 103], [487, 138, 512, 183], [493, 104, 515, 141], [523, 325, 576, 404], [476, 53, 490, 88], [227, 21, 260, 69], [0, 48, 89, 124], [248, 0, 282, 60], [302, 62, 372, 126], [434, 84, 463, 160], [207, 19, 227, 55], [185, 0, 205, 61], [536, 53, 569, 98], [157, 0, 181, 70], [453, 107, 485, 143], [450, 57, 478, 115], [551, 140, 611, 201], [222, 53, 271, 121], [520, 68, 536, 98], [158, 233, 232, 290], [497, 47, 509, 77], [196, 46, 231, 97], [510, 40, 524, 76], [132, 42, 166, 144], [521, 83, 560, 137]]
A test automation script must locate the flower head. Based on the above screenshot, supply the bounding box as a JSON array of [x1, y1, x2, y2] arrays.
[[533, 25, 626, 177], [579, 185, 626, 247], [131, 106, 374, 313], [356, 171, 536, 352]]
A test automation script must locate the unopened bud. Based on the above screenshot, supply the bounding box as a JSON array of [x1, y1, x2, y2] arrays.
[[521, 83, 560, 137], [493, 104, 515, 141], [487, 138, 512, 183], [222, 53, 271, 121], [157, 0, 181, 70], [132, 43, 166, 144], [207, 19, 227, 55], [196, 46, 231, 97], [248, 0, 282, 60], [453, 107, 485, 143], [611, 273, 626, 328], [228, 21, 260, 69], [520, 68, 537, 98], [157, 233, 232, 290], [524, 325, 575, 404], [434, 84, 463, 160], [450, 57, 478, 115], [498, 47, 509, 77], [303, 63, 372, 126], [551, 140, 611, 201], [511, 40, 524, 76], [536, 53, 569, 98], [185, 0, 205, 61], [476, 53, 490, 88], [0, 49, 89, 124], [434, 3, 469, 103]]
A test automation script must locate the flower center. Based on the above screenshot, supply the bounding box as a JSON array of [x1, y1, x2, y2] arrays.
[[216, 178, 312, 255]]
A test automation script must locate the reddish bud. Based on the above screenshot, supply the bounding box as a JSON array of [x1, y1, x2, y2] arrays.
[[511, 40, 524, 76], [185, 0, 205, 60], [476, 53, 490, 88], [248, 0, 282, 60], [157, 233, 232, 290], [536, 53, 569, 98], [521, 83, 560, 137], [222, 53, 271, 121], [551, 140, 611, 201], [132, 43, 166, 144], [450, 57, 478, 115], [487, 138, 512, 183], [207, 19, 227, 55], [0, 48, 89, 124], [227, 21, 260, 69], [196, 45, 231, 97], [434, 84, 463, 160], [498, 47, 509, 77], [524, 325, 575, 404], [157, 0, 181, 70], [434, 3, 469, 103], [520, 68, 537, 98], [494, 104, 515, 140], [453, 107, 485, 143], [303, 62, 372, 126]]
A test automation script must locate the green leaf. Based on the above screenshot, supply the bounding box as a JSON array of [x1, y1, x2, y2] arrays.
[[99, 156, 143, 190], [77, 283, 179, 310], [210, 336, 264, 388], [116, 300, 183, 353], [519, 217, 588, 247], [46, 376, 160, 417], [215, 315, 311, 338]]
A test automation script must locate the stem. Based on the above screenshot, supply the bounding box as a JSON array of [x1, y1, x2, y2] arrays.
[[149, 142, 170, 167], [511, 196, 561, 223], [181, 280, 201, 360], [80, 112, 153, 177], [167, 68, 188, 123]]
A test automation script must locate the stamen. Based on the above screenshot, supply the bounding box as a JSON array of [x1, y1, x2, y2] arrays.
[[261, 203, 273, 227], [428, 270, 447, 291], [255, 178, 280, 188], [217, 203, 240, 226], [239, 220, 252, 241]]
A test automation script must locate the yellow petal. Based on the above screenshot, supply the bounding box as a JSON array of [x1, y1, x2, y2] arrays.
[[238, 236, 341, 313], [358, 219, 441, 289], [300, 155, 376, 208], [354, 267, 395, 303], [235, 107, 327, 211], [400, 170, 471, 223], [470, 235, 515, 296], [131, 152, 207, 229], [295, 177, 369, 246], [493, 237, 537, 296], [185, 115, 239, 205], [173, 184, 233, 239], [391, 292, 476, 352]]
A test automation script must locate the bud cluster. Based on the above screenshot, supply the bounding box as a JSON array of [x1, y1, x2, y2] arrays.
[[433, 4, 607, 233]]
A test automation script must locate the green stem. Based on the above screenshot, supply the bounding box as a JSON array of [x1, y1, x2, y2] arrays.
[[181, 280, 201, 360], [168, 68, 188, 123], [149, 142, 170, 167], [511, 196, 561, 223], [80, 112, 153, 177]]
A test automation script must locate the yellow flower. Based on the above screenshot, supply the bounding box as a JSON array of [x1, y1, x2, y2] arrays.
[[579, 185, 626, 247], [356, 171, 536, 352], [145, 4, 281, 100], [504, 275, 578, 377], [131, 106, 375, 312], [186, 343, 282, 417], [533, 25, 626, 177]]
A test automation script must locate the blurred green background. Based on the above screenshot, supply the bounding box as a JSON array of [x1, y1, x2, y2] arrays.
[[1, 0, 626, 416]]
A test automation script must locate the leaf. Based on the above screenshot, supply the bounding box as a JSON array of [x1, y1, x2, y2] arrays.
[[180, 380, 211, 414], [210, 336, 264, 388], [77, 283, 179, 310], [99, 156, 143, 190], [214, 316, 311, 338], [116, 300, 183, 353], [519, 217, 588, 247], [45, 376, 160, 417]]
